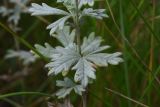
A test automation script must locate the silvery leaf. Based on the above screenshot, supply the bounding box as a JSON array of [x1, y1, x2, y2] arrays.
[[72, 58, 96, 87], [81, 32, 109, 55], [44, 29, 123, 87], [52, 26, 76, 46], [105, 52, 123, 65], [29, 3, 69, 16], [8, 11, 20, 25], [0, 7, 12, 16], [81, 8, 108, 19], [85, 53, 123, 66], [80, 0, 94, 6], [57, 0, 75, 5], [47, 15, 71, 35], [56, 77, 85, 98], [45, 44, 80, 75], [34, 43, 55, 58], [5, 50, 36, 65], [57, 0, 76, 11], [81, 32, 123, 67], [9, 0, 28, 4], [0, 0, 29, 26]]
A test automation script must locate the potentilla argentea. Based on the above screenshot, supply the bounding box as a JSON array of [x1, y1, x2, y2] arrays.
[[29, 0, 123, 103]]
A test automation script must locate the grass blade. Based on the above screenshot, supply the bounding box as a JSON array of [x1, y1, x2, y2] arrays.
[[105, 88, 149, 107], [130, 0, 160, 43], [0, 92, 54, 99]]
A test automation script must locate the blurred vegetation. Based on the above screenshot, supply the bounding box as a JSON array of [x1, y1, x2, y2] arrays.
[[0, 0, 160, 107]]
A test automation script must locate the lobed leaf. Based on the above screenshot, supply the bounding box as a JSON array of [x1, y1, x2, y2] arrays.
[[72, 58, 96, 87], [52, 26, 76, 46], [56, 77, 85, 98], [5, 50, 36, 65], [45, 44, 80, 75], [29, 3, 69, 16], [47, 15, 71, 35], [81, 8, 108, 19], [34, 43, 55, 58]]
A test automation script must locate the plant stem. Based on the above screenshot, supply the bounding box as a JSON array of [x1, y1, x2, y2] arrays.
[[82, 92, 87, 107], [75, 0, 81, 54], [66, 96, 72, 107], [75, 1, 87, 107]]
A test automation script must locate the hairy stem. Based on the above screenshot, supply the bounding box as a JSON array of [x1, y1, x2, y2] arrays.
[[66, 96, 72, 107], [75, 0, 81, 54], [75, 0, 87, 107], [82, 92, 87, 107]]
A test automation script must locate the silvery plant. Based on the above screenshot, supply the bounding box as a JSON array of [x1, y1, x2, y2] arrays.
[[29, 0, 123, 106], [0, 0, 29, 31], [0, 0, 36, 67]]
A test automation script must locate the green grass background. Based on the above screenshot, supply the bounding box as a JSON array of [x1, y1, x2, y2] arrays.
[[0, 0, 160, 107]]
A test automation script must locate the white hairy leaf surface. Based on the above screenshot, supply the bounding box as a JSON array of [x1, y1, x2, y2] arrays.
[[52, 26, 76, 46], [45, 44, 80, 76], [80, 0, 94, 6], [29, 3, 72, 35], [5, 50, 36, 65], [81, 8, 108, 19], [56, 77, 85, 98], [0, 0, 29, 26], [47, 15, 71, 35], [72, 58, 96, 87], [41, 28, 123, 87], [29, 3, 69, 16], [0, 7, 12, 16], [34, 43, 55, 58]]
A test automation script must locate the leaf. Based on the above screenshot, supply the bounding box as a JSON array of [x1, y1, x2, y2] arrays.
[[57, 0, 76, 11], [29, 3, 72, 35], [56, 77, 85, 98], [81, 8, 108, 19], [57, 0, 75, 6], [0, 7, 11, 17], [81, 32, 110, 55], [34, 43, 55, 58], [44, 29, 123, 87], [8, 11, 20, 25], [80, 0, 94, 6], [45, 44, 80, 75], [82, 33, 123, 67], [0, 0, 29, 26], [52, 26, 76, 46], [73, 33, 122, 86], [72, 58, 96, 87], [106, 52, 123, 65], [5, 50, 36, 65], [47, 15, 71, 35], [29, 3, 69, 16], [85, 53, 110, 66], [9, 0, 28, 4], [86, 52, 123, 67]]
